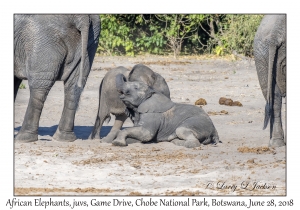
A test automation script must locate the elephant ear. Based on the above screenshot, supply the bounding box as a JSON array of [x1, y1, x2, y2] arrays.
[[137, 93, 174, 113], [115, 73, 127, 93]]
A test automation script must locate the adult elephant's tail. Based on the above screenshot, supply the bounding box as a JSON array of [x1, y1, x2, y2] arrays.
[[76, 15, 91, 88], [263, 45, 276, 130]]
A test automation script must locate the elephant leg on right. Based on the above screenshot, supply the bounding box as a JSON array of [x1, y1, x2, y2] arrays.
[[101, 113, 128, 143], [269, 84, 285, 147], [53, 77, 83, 142]]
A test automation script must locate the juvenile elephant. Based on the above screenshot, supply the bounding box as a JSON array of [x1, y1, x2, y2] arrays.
[[14, 14, 101, 142], [112, 74, 219, 148], [89, 64, 170, 142], [253, 15, 286, 147]]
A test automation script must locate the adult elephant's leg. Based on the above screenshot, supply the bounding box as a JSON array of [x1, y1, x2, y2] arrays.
[[101, 113, 128, 143], [15, 88, 51, 142], [53, 75, 83, 142], [269, 84, 285, 147], [14, 76, 22, 102]]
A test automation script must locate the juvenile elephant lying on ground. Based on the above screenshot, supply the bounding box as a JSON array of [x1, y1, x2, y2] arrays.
[[89, 64, 170, 142], [112, 74, 220, 148]]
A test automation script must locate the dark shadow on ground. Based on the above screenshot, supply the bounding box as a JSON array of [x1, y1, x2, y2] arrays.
[[14, 126, 158, 144], [14, 125, 118, 140]]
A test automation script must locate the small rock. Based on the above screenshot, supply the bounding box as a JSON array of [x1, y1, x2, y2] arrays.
[[219, 97, 242, 107], [219, 97, 227, 105], [195, 98, 207, 106], [232, 101, 243, 107], [224, 99, 233, 106]]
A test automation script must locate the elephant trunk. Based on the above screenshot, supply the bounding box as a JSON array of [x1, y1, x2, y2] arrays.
[[115, 74, 127, 93]]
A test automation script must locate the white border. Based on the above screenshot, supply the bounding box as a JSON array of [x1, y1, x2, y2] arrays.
[[2, 0, 298, 209]]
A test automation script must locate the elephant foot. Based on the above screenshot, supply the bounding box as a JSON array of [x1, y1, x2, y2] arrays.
[[15, 132, 38, 143], [171, 139, 186, 147], [100, 136, 115, 143], [184, 139, 201, 148], [88, 133, 100, 140], [52, 129, 76, 142], [100, 130, 120, 143], [269, 138, 286, 147], [112, 139, 127, 147], [126, 138, 140, 144]]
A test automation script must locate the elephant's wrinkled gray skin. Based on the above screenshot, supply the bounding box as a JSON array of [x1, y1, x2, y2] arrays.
[[112, 74, 219, 148], [89, 64, 170, 143], [14, 14, 101, 142], [253, 15, 286, 147]]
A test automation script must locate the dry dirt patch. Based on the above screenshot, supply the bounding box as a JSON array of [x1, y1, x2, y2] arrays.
[[14, 55, 286, 196], [238, 146, 275, 154]]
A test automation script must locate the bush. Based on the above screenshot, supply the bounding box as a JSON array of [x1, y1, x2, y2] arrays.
[[215, 15, 264, 56], [96, 14, 264, 58]]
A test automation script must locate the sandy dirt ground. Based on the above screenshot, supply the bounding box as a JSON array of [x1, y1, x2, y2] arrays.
[[14, 55, 286, 196]]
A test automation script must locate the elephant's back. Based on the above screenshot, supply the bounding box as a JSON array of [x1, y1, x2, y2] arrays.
[[101, 66, 130, 114], [14, 15, 79, 64], [253, 15, 286, 99], [254, 15, 286, 48]]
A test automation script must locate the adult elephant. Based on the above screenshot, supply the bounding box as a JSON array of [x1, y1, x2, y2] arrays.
[[253, 15, 286, 147], [14, 14, 101, 142], [89, 64, 170, 143]]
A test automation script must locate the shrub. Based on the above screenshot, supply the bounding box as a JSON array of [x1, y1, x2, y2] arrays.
[[96, 14, 264, 58]]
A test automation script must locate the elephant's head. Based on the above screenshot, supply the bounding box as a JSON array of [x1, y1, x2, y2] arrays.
[[128, 64, 157, 86], [115, 74, 155, 109]]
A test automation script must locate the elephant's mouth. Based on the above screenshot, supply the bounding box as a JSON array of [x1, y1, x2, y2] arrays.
[[122, 100, 137, 110]]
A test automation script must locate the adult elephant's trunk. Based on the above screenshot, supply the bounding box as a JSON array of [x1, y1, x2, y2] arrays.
[[115, 74, 127, 93]]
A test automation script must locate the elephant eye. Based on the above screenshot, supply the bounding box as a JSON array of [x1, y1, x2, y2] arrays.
[[124, 90, 130, 95]]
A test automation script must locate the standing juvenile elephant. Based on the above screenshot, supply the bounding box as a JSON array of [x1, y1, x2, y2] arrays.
[[253, 15, 286, 147], [14, 14, 101, 142], [89, 64, 170, 143]]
